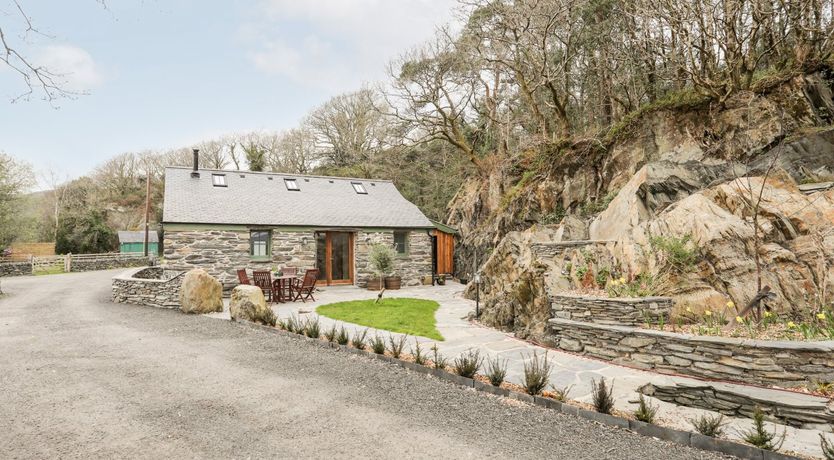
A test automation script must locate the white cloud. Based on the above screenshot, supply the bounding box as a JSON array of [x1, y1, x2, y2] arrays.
[[36, 45, 104, 92], [246, 0, 458, 91]]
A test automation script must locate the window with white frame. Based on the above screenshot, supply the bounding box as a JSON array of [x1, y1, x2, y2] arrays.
[[351, 182, 367, 194], [212, 174, 227, 187], [284, 178, 300, 191]]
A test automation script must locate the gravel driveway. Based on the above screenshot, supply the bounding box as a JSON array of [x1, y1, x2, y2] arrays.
[[0, 270, 729, 459]]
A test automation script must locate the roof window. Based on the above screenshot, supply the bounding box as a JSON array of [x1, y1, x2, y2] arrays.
[[284, 178, 300, 191], [352, 182, 367, 194], [212, 174, 227, 187]]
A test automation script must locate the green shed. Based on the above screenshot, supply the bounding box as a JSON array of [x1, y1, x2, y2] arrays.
[[118, 231, 159, 254]]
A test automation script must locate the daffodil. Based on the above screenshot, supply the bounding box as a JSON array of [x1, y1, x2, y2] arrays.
[[787, 321, 797, 328], [726, 300, 735, 309], [611, 279, 619, 286], [619, 277, 627, 284], [817, 313, 826, 320], [704, 310, 712, 317], [686, 307, 693, 313], [736, 316, 744, 324], [763, 311, 772, 318]]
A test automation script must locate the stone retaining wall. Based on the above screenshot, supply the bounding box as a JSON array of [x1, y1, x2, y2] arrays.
[[551, 294, 673, 326], [112, 266, 185, 309], [641, 382, 834, 430], [548, 318, 834, 387], [0, 261, 32, 277]]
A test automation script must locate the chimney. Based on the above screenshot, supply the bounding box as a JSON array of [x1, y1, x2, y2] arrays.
[[191, 148, 200, 178]]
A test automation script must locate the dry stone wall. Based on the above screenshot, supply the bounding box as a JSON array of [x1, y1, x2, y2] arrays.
[[549, 318, 834, 388], [71, 255, 150, 272], [111, 267, 184, 308], [641, 382, 834, 430], [551, 294, 673, 326], [0, 261, 32, 277]]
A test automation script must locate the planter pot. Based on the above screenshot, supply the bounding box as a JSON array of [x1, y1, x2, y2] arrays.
[[366, 277, 383, 291], [384, 276, 401, 290]]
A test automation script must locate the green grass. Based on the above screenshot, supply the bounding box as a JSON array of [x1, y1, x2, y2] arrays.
[[34, 266, 65, 275], [316, 297, 444, 341]]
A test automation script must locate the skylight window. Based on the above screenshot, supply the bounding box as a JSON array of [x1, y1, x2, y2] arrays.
[[352, 182, 367, 194], [284, 178, 300, 191], [212, 174, 226, 187]]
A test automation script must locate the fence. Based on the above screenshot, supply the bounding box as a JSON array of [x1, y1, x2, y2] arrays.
[[1, 253, 151, 277]]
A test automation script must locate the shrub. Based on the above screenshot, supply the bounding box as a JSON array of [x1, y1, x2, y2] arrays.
[[740, 407, 785, 450], [484, 356, 508, 386], [821, 433, 834, 460], [303, 317, 320, 338], [453, 349, 482, 378], [285, 314, 301, 334], [606, 273, 657, 298], [633, 394, 658, 423], [276, 317, 288, 330], [431, 344, 448, 369], [371, 335, 386, 354], [689, 413, 725, 437], [336, 326, 350, 345], [387, 334, 407, 358], [324, 324, 338, 342], [591, 378, 614, 414], [412, 339, 427, 365], [650, 234, 699, 272], [351, 329, 368, 350], [522, 351, 552, 395], [551, 384, 573, 402], [368, 243, 396, 279]]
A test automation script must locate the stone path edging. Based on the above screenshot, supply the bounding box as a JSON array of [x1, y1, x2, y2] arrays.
[[231, 318, 800, 460]]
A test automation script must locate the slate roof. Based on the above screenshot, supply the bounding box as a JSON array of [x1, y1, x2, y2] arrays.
[[162, 167, 434, 228], [118, 231, 159, 243]]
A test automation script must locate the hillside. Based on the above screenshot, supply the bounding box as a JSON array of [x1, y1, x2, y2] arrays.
[[452, 72, 834, 340]]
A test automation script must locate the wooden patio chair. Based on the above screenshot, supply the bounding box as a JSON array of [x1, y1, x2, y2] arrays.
[[252, 270, 274, 303], [237, 269, 251, 285], [293, 269, 319, 302], [281, 266, 297, 277]]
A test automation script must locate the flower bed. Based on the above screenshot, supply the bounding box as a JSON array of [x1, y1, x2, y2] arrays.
[[548, 317, 834, 388]]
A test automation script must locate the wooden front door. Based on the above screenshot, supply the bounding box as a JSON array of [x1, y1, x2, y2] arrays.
[[316, 232, 354, 285]]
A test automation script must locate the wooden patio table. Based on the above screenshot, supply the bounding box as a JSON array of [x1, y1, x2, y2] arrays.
[[272, 275, 297, 302]]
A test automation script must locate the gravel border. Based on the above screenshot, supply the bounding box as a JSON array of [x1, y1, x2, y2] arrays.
[[233, 318, 801, 460]]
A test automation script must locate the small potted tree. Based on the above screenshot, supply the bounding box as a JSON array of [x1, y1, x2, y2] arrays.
[[367, 243, 395, 290]]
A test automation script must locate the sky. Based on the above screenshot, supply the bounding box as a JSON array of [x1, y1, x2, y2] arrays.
[[0, 0, 458, 184]]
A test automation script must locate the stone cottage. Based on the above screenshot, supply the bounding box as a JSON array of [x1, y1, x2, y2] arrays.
[[162, 160, 453, 290]]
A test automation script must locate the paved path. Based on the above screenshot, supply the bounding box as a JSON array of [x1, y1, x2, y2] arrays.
[[210, 281, 823, 458], [0, 270, 726, 459]]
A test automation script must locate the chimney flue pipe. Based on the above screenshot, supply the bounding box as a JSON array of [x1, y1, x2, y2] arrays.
[[191, 149, 200, 178]]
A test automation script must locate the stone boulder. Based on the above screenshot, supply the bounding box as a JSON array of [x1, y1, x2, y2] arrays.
[[179, 269, 223, 314], [229, 285, 275, 326]]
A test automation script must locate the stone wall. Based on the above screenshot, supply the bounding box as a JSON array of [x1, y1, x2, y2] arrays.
[[70, 255, 150, 272], [641, 382, 834, 430], [548, 318, 834, 388], [551, 294, 673, 326], [355, 230, 432, 287], [111, 266, 185, 308], [0, 261, 32, 277], [163, 229, 316, 290]]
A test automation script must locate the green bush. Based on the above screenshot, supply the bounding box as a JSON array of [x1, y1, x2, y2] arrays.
[[368, 243, 396, 279], [303, 317, 320, 338], [740, 407, 785, 450], [351, 329, 368, 350], [522, 351, 552, 395], [324, 324, 338, 342], [633, 394, 658, 423], [386, 334, 407, 358], [371, 335, 386, 354], [689, 413, 725, 437], [484, 356, 508, 386], [650, 234, 699, 272], [336, 326, 350, 345], [453, 349, 482, 378], [411, 339, 427, 365], [592, 378, 614, 414], [431, 344, 448, 369]]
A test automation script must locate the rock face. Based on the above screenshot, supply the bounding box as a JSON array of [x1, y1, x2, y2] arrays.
[[179, 269, 223, 314], [229, 285, 275, 326], [453, 72, 834, 336]]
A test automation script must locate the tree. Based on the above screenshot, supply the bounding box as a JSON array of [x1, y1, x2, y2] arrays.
[[55, 208, 116, 254], [0, 153, 34, 248]]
